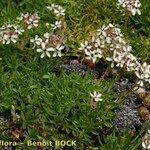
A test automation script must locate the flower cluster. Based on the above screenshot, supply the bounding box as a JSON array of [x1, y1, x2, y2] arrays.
[[135, 62, 150, 87], [46, 4, 66, 32], [79, 23, 150, 87], [30, 5, 66, 58], [117, 0, 141, 15], [0, 13, 40, 46], [0, 24, 24, 44], [30, 33, 65, 58], [97, 24, 149, 86], [51, 20, 62, 31], [47, 4, 65, 17], [79, 37, 103, 63], [17, 13, 40, 29]]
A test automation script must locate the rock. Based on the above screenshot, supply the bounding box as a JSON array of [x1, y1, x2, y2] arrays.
[[54, 60, 99, 77], [124, 93, 142, 108], [112, 105, 142, 132], [112, 77, 144, 132]]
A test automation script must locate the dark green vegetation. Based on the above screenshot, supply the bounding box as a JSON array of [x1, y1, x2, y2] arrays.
[[0, 0, 149, 150]]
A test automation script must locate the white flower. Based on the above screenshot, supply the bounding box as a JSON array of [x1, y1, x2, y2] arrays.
[[142, 130, 150, 150], [125, 54, 138, 71], [52, 44, 65, 57], [92, 37, 101, 48], [0, 24, 23, 44], [126, 61, 136, 71], [123, 45, 132, 52], [16, 14, 23, 21], [44, 32, 51, 39], [106, 36, 112, 44], [115, 28, 122, 36], [17, 13, 40, 29], [30, 35, 42, 48], [36, 42, 54, 58], [4, 34, 18, 44], [17, 13, 29, 21], [78, 41, 92, 51], [1, 34, 9, 44], [47, 4, 65, 17], [14, 25, 24, 35], [112, 51, 127, 68], [97, 26, 107, 37], [46, 6, 53, 11], [118, 0, 124, 5], [108, 23, 114, 28], [51, 20, 62, 30], [116, 60, 125, 68], [27, 18, 39, 29], [131, 8, 141, 16], [10, 34, 18, 43], [137, 80, 144, 87], [54, 7, 65, 17], [118, 0, 141, 16], [85, 49, 103, 63], [90, 91, 103, 102], [94, 48, 103, 58]]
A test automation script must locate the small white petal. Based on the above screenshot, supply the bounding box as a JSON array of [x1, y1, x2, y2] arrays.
[[27, 25, 32, 29], [6, 40, 11, 44], [41, 42, 46, 50], [30, 39, 34, 43], [41, 53, 45, 58], [53, 52, 57, 57], [84, 49, 91, 56], [111, 62, 115, 68], [106, 57, 113, 61], [58, 45, 65, 51], [142, 142, 146, 149], [36, 41, 42, 45], [11, 38, 17, 43], [44, 32, 50, 38], [47, 47, 55, 51], [45, 51, 51, 57], [37, 48, 43, 52]]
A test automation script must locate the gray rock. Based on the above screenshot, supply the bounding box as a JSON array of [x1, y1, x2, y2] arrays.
[[54, 63, 99, 77], [112, 105, 142, 132]]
